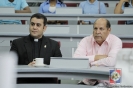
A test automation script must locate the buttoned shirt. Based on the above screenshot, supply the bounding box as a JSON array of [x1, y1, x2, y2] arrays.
[[73, 34, 122, 66], [39, 0, 66, 14], [79, 0, 106, 23], [0, 0, 28, 24], [79, 0, 106, 14]]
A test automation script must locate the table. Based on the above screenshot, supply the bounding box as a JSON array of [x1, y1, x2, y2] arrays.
[[17, 65, 109, 80], [17, 84, 93, 88]]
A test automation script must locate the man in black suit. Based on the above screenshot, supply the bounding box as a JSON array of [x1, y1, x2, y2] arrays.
[[10, 13, 62, 83]]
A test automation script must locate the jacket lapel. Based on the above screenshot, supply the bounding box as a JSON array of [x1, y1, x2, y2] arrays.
[[24, 36, 33, 62], [40, 36, 47, 58]]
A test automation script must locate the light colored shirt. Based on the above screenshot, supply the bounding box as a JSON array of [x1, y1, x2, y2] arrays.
[[79, 0, 106, 14], [79, 0, 106, 23], [122, 1, 133, 24], [73, 34, 122, 67], [39, 0, 66, 14], [0, 0, 28, 24]]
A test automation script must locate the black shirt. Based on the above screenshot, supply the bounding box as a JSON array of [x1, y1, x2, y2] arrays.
[[29, 35, 43, 60]]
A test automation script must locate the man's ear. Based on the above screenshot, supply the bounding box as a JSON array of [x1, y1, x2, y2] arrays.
[[43, 26, 47, 32], [108, 28, 111, 32]]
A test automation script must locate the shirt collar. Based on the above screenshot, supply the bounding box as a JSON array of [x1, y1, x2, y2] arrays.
[[6, 0, 17, 5], [92, 34, 110, 45], [29, 35, 44, 42], [92, 35, 96, 45], [87, 0, 98, 5], [105, 34, 110, 44], [46, 0, 61, 4]]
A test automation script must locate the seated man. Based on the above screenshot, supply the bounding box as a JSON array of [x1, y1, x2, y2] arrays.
[[10, 13, 62, 83], [73, 18, 122, 86], [0, 0, 31, 24]]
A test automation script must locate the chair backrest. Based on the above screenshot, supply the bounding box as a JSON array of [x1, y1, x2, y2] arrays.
[[104, 3, 109, 7], [124, 7, 133, 14], [118, 21, 126, 25], [21, 20, 26, 24], [0, 7, 15, 13], [106, 7, 115, 14], [65, 3, 79, 7], [30, 7, 39, 13], [56, 7, 82, 14], [122, 43, 133, 48], [58, 41, 61, 48]]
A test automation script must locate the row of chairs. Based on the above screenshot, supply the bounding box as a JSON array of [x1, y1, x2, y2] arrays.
[[65, 3, 127, 25], [123, 43, 133, 48], [21, 20, 127, 25], [10, 40, 133, 48], [65, 3, 109, 7], [21, 2, 127, 25], [28, 3, 109, 7], [65, 3, 121, 7]]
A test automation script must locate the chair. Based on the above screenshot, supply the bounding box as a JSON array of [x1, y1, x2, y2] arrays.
[[65, 3, 79, 7], [10, 40, 13, 46], [118, 21, 126, 25], [59, 21, 68, 25], [104, 3, 109, 7], [58, 41, 61, 48], [21, 20, 26, 24], [122, 43, 133, 48]]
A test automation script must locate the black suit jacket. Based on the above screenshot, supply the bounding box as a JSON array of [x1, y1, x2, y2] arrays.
[[10, 35, 62, 65]]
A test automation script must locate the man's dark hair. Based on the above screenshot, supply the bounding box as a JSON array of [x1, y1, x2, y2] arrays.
[[48, 0, 66, 7], [30, 13, 47, 26], [48, 0, 63, 3], [124, 2, 130, 7], [106, 19, 111, 29], [93, 18, 111, 29]]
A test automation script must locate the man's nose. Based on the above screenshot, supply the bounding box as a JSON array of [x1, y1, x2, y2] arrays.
[[33, 25, 37, 29], [96, 29, 100, 34]]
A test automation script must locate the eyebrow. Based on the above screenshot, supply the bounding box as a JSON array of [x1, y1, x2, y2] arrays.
[[31, 22, 41, 24]]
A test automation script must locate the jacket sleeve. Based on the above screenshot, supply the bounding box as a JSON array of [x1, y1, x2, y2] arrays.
[[53, 42, 62, 57], [10, 40, 18, 54]]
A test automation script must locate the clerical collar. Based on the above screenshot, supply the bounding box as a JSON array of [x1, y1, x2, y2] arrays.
[[29, 35, 43, 42]]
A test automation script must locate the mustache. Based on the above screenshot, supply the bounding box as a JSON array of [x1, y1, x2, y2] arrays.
[[94, 35, 101, 37]]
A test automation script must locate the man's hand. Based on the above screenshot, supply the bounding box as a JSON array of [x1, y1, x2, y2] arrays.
[[15, 6, 31, 13], [28, 61, 35, 66], [94, 55, 108, 61]]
